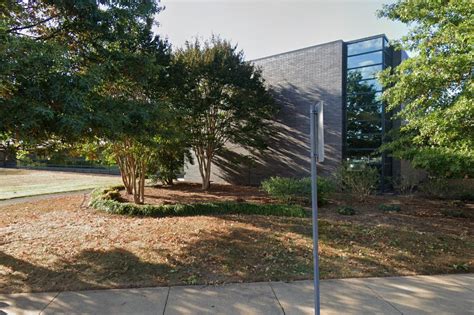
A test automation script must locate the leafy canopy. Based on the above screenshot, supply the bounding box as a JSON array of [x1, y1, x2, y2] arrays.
[[172, 36, 276, 189], [0, 0, 167, 146], [378, 0, 473, 178]]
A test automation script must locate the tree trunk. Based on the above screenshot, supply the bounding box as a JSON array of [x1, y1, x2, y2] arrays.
[[195, 146, 213, 190], [202, 156, 211, 190]]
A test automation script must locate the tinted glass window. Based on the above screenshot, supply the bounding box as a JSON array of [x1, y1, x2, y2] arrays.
[[355, 79, 382, 92], [347, 38, 383, 56], [348, 51, 383, 69], [346, 149, 382, 160], [348, 65, 383, 80], [346, 132, 382, 149]]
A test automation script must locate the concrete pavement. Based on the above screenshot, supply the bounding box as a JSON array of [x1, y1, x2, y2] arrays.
[[0, 274, 472, 314]]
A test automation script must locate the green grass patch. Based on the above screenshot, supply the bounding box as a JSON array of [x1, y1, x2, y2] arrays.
[[90, 186, 307, 218]]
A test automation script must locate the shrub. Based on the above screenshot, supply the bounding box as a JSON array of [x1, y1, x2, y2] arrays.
[[393, 175, 418, 195], [335, 162, 379, 200], [89, 187, 307, 218], [378, 204, 401, 212], [419, 178, 474, 200], [337, 206, 356, 215], [441, 209, 468, 218], [104, 190, 121, 201], [260, 176, 334, 205]]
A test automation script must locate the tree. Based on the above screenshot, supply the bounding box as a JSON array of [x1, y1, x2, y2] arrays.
[[172, 37, 276, 190], [378, 0, 474, 178], [79, 7, 170, 204], [1, 0, 171, 203], [1, 0, 165, 145], [149, 124, 193, 186]]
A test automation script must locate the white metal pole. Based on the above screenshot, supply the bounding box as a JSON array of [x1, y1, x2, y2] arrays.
[[310, 103, 320, 315]]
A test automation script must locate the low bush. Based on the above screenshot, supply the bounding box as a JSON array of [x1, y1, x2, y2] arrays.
[[334, 162, 379, 200], [90, 186, 307, 218], [393, 175, 418, 195], [260, 176, 334, 205], [419, 178, 474, 200], [337, 206, 356, 215], [378, 204, 401, 212], [441, 209, 468, 218]]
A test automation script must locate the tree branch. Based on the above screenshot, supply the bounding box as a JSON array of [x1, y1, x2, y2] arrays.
[[7, 16, 58, 33]]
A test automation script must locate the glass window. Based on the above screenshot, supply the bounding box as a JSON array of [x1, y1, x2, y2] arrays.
[[347, 37, 383, 56], [356, 79, 382, 91], [348, 51, 383, 69], [348, 65, 382, 80], [346, 132, 382, 149], [346, 149, 381, 162], [347, 108, 382, 121]]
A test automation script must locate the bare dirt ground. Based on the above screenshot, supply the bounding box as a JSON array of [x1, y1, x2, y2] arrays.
[[0, 168, 120, 200], [0, 185, 472, 294]]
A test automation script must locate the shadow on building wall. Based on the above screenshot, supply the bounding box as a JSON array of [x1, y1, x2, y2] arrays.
[[213, 82, 342, 186]]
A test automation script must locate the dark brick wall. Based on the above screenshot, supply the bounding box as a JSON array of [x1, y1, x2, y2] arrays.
[[184, 41, 345, 185]]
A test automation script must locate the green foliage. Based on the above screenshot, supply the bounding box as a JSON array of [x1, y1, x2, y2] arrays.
[[260, 176, 334, 206], [103, 190, 121, 201], [378, 1, 474, 178], [335, 162, 379, 200], [378, 204, 401, 212], [148, 125, 193, 186], [337, 206, 356, 216], [441, 209, 468, 219], [392, 175, 418, 195], [419, 179, 474, 200], [89, 187, 307, 218], [451, 263, 470, 272], [1, 1, 167, 146], [171, 36, 276, 189]]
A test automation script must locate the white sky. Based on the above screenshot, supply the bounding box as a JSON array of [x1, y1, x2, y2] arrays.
[[154, 0, 408, 60]]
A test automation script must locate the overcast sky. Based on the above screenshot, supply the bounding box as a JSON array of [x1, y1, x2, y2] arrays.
[[154, 0, 408, 60]]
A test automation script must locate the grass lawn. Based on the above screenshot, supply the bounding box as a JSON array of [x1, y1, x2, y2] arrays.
[[0, 168, 120, 200], [0, 184, 472, 293]]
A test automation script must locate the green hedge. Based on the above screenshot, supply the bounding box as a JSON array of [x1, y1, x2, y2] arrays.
[[89, 186, 307, 218]]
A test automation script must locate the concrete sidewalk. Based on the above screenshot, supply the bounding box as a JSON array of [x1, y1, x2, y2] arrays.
[[1, 274, 472, 315]]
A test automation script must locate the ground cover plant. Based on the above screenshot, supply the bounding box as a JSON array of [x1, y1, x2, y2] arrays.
[[89, 185, 305, 218], [0, 188, 472, 294], [337, 206, 356, 216], [378, 204, 401, 212]]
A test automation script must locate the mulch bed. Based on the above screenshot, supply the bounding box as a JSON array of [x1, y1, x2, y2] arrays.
[[0, 185, 473, 294], [119, 182, 275, 205]]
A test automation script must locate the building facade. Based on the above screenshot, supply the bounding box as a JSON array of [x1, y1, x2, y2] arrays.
[[184, 34, 407, 186]]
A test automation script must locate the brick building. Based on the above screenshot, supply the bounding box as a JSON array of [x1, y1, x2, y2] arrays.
[[184, 34, 408, 186]]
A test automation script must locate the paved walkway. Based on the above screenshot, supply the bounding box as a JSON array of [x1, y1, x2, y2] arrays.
[[0, 274, 472, 314]]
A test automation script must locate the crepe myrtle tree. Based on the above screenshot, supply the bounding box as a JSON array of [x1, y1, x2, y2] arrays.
[[172, 36, 276, 190], [84, 35, 171, 204], [378, 0, 474, 178], [1, 0, 172, 204]]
